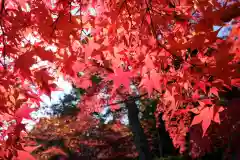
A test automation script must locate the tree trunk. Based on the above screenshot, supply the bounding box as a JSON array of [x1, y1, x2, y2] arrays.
[[126, 100, 152, 160], [157, 113, 178, 157]]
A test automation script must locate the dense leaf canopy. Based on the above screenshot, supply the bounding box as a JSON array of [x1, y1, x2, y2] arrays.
[[0, 0, 240, 159]]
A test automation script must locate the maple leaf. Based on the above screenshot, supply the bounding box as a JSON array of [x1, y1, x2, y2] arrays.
[[15, 53, 35, 79], [35, 47, 55, 62], [139, 75, 154, 97], [191, 105, 224, 137], [150, 70, 162, 92], [61, 55, 77, 77], [139, 70, 162, 97], [84, 40, 100, 62], [72, 61, 86, 75], [106, 67, 132, 94], [163, 88, 177, 114], [34, 69, 56, 97], [14, 104, 36, 124], [74, 78, 92, 89], [144, 54, 155, 70], [191, 107, 212, 137]]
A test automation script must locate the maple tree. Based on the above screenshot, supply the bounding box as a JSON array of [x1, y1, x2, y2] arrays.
[[0, 0, 240, 159]]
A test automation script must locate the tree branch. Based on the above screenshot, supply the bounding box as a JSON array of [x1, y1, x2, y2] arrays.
[[107, 92, 148, 106]]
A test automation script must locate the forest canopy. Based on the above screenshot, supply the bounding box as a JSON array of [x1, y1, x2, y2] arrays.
[[0, 0, 240, 159]]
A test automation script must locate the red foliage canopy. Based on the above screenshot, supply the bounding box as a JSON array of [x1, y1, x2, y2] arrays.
[[0, 0, 239, 159]]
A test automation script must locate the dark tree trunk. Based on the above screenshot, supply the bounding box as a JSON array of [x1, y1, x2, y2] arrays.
[[157, 113, 178, 157], [126, 100, 152, 160]]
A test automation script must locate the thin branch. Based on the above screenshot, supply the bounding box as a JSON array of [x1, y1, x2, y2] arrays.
[[146, 3, 174, 56], [50, 14, 61, 36], [107, 92, 148, 106]]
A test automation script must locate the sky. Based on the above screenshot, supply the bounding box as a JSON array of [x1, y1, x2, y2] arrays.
[[40, 76, 72, 106], [23, 76, 73, 131]]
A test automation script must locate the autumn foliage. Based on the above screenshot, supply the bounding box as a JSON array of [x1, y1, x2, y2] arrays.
[[0, 0, 240, 159], [28, 115, 137, 160]]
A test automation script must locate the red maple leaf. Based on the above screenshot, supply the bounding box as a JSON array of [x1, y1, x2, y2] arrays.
[[106, 67, 132, 94], [14, 104, 36, 124], [139, 75, 154, 97], [34, 69, 56, 97], [15, 53, 35, 79], [191, 105, 224, 137], [84, 40, 100, 62]]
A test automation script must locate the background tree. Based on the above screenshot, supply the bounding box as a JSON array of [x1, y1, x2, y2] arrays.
[[28, 109, 137, 159]]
